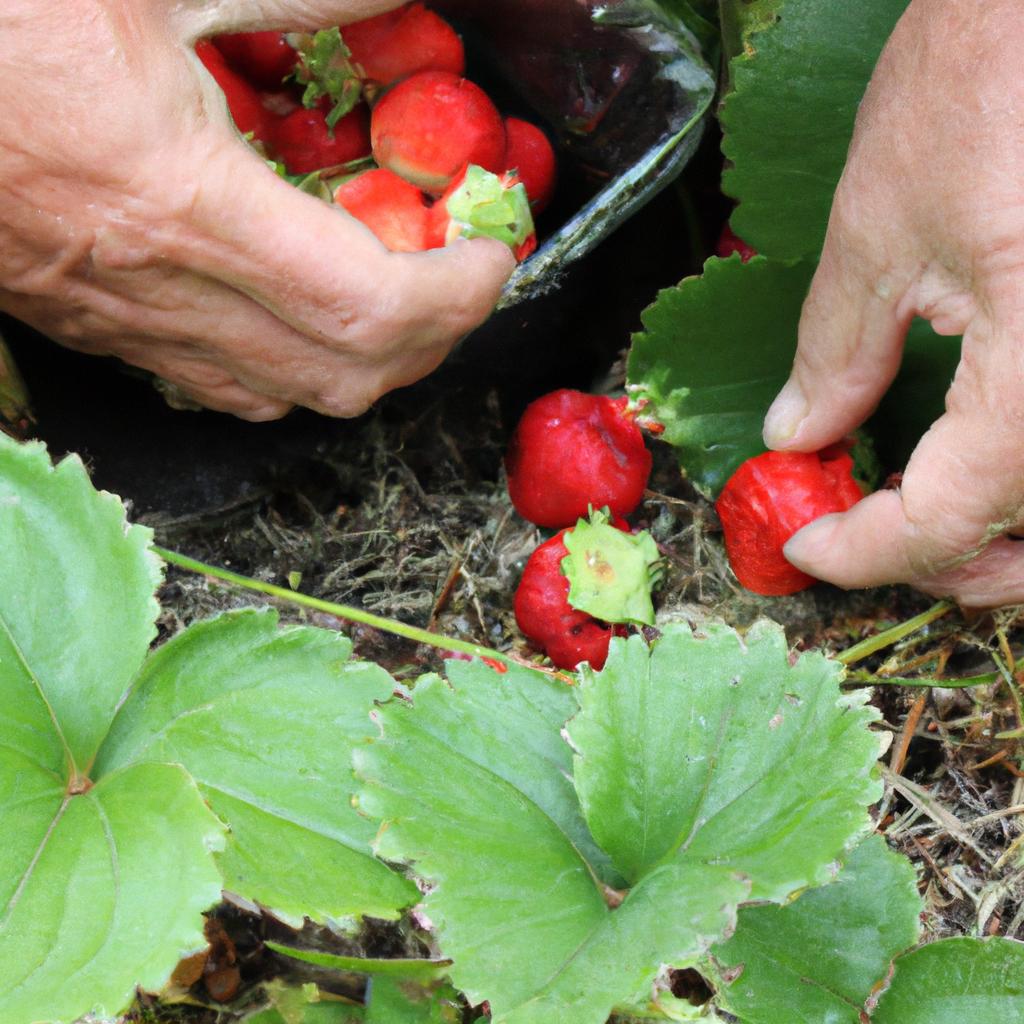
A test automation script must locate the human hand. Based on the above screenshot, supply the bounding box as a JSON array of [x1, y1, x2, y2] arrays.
[[0, 0, 514, 421], [761, 0, 1024, 607]]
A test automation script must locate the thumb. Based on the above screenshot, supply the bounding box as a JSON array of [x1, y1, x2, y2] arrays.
[[762, 217, 912, 451]]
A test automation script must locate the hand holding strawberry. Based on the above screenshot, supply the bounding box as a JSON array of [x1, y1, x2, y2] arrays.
[[0, 0, 514, 420], [762, 0, 1024, 607]]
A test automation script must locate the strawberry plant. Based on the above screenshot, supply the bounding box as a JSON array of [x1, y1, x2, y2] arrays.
[[2, 432, 1023, 1021], [0, 433, 414, 1024]]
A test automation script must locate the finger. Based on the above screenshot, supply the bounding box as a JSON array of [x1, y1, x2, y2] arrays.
[[781, 297, 1024, 597], [149, 133, 513, 365], [762, 204, 913, 451], [186, 0, 410, 36]]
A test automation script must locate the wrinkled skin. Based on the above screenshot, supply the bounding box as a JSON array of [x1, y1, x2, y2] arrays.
[[763, 0, 1024, 607], [0, 0, 513, 420]]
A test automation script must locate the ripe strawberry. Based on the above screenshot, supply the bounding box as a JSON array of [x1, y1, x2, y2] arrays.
[[716, 224, 757, 262], [505, 390, 652, 529], [503, 117, 556, 213], [196, 41, 272, 142], [715, 448, 865, 596], [427, 165, 537, 261], [371, 71, 506, 194], [213, 31, 298, 89], [334, 168, 432, 252], [344, 3, 464, 87], [270, 104, 371, 174], [514, 526, 628, 671]]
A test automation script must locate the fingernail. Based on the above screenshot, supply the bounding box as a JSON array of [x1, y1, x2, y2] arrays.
[[763, 379, 809, 448], [783, 514, 840, 569]]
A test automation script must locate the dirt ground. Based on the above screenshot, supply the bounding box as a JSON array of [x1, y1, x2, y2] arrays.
[[5, 151, 1024, 1023]]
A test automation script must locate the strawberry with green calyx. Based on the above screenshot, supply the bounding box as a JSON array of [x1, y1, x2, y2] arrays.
[[561, 509, 663, 627], [334, 168, 432, 252], [290, 27, 363, 130], [213, 32, 298, 89], [503, 117, 556, 213], [343, 3, 465, 88], [371, 71, 506, 194], [429, 165, 536, 261], [514, 516, 633, 671], [270, 103, 370, 175]]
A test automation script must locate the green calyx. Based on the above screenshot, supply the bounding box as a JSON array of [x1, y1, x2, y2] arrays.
[[444, 164, 535, 250], [290, 27, 362, 129], [561, 509, 663, 626]]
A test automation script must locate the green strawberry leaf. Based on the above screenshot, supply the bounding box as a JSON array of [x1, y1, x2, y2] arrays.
[[95, 608, 416, 924], [569, 622, 881, 892], [627, 256, 813, 497], [0, 436, 161, 777], [627, 257, 962, 494], [0, 432, 417, 1022], [355, 659, 747, 1024], [266, 942, 451, 981], [711, 834, 921, 1023], [873, 938, 1024, 1022], [562, 511, 662, 626], [720, 0, 910, 261], [0, 761, 224, 1024]]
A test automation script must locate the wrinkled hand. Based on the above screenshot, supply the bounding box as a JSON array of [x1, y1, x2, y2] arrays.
[[762, 0, 1024, 607], [0, 0, 514, 420]]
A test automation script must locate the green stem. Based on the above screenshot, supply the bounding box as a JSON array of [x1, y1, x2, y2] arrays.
[[836, 600, 955, 667], [153, 546, 515, 666], [843, 670, 999, 689]]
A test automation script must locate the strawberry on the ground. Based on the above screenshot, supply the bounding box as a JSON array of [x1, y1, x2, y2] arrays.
[[427, 165, 536, 261], [505, 390, 652, 528], [213, 31, 298, 89], [503, 117, 556, 213], [515, 526, 628, 671], [196, 41, 273, 142], [344, 3, 464, 88], [715, 448, 865, 596], [270, 104, 370, 174], [716, 224, 757, 262], [334, 168, 432, 252], [371, 71, 506, 194]]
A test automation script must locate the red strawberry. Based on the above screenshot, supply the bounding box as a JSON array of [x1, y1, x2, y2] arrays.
[[213, 31, 298, 89], [334, 168, 431, 252], [427, 165, 537, 262], [503, 117, 556, 213], [196, 41, 272, 142], [371, 71, 506, 194], [515, 526, 628, 671], [505, 390, 652, 529], [716, 224, 757, 262], [271, 104, 371, 174], [344, 3, 464, 87], [715, 448, 865, 596]]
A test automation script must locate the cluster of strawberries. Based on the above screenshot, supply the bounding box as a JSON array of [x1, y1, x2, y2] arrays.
[[196, 3, 555, 260], [504, 390, 653, 671], [503, 387, 867, 671]]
